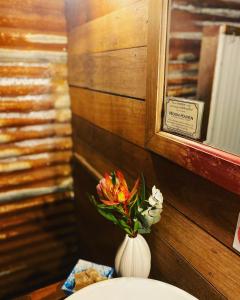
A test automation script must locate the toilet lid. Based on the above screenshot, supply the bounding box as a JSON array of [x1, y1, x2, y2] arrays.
[[66, 277, 197, 300]]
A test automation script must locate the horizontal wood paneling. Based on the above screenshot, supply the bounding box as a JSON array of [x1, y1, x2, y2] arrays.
[[72, 116, 240, 253], [68, 47, 147, 98], [156, 205, 240, 299], [68, 0, 148, 55], [73, 158, 227, 300], [72, 115, 240, 299], [71, 87, 146, 146], [150, 238, 226, 300], [66, 1, 240, 299]]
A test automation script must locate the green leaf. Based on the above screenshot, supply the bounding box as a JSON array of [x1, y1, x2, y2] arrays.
[[129, 194, 138, 215], [111, 171, 116, 185], [138, 227, 151, 234], [114, 205, 125, 215], [88, 194, 98, 206], [96, 204, 117, 210], [137, 216, 151, 234], [123, 227, 133, 236], [118, 219, 133, 236], [134, 219, 140, 232], [119, 219, 130, 229], [140, 173, 145, 203], [97, 208, 119, 225]]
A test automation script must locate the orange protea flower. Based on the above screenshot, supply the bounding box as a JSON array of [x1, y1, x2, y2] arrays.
[[96, 170, 139, 207]]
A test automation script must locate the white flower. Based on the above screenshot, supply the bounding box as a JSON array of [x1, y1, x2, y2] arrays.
[[137, 186, 163, 233], [148, 186, 163, 209], [141, 207, 162, 227]]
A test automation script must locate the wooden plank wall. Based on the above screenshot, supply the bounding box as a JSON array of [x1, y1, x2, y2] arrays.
[[0, 1, 79, 299], [167, 0, 240, 97], [66, 0, 240, 299]]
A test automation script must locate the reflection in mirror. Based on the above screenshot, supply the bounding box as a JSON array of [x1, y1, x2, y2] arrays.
[[163, 0, 240, 156]]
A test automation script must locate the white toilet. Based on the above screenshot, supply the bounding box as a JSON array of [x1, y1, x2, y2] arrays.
[[66, 277, 197, 300]]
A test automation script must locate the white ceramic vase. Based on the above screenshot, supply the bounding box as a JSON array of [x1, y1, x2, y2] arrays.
[[115, 234, 151, 278]]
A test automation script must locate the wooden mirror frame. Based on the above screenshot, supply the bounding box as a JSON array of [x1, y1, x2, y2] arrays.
[[145, 0, 240, 196]]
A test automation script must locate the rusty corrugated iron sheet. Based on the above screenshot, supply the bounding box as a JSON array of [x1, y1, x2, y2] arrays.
[[0, 1, 77, 299]]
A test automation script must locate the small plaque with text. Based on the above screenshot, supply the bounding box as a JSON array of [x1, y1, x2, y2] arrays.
[[163, 97, 204, 140]]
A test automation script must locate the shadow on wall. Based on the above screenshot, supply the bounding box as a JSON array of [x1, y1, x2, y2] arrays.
[[73, 163, 123, 267]]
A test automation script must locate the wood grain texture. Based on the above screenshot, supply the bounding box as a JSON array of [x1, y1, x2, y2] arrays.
[[73, 156, 228, 300], [156, 205, 240, 299], [68, 1, 240, 299], [68, 0, 148, 55], [72, 116, 240, 253], [146, 0, 167, 140], [150, 238, 226, 300], [15, 281, 66, 300], [71, 87, 146, 146], [68, 47, 147, 99], [65, 0, 140, 29], [147, 133, 240, 195]]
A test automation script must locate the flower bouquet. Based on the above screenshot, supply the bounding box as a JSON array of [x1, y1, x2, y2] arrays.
[[88, 170, 163, 238], [88, 170, 163, 278]]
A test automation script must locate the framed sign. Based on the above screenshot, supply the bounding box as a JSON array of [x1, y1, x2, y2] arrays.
[[163, 98, 204, 140]]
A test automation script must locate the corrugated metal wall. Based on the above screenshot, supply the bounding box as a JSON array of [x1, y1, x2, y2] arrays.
[[0, 1, 78, 298]]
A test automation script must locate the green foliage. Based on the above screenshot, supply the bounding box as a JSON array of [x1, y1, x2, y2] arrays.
[[88, 174, 162, 237]]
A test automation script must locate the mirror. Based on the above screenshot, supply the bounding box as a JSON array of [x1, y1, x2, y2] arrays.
[[162, 0, 240, 156]]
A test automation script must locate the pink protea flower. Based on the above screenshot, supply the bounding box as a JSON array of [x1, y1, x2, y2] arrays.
[[96, 170, 139, 207]]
